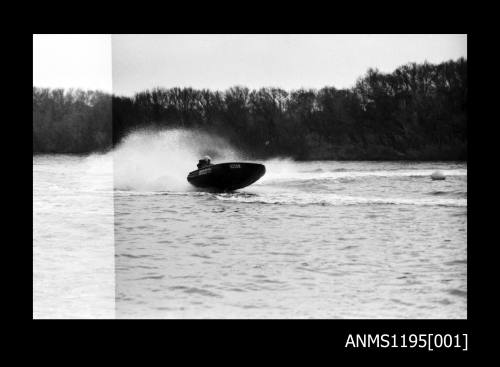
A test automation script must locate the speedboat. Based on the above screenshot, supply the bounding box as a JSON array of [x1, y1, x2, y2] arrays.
[[187, 161, 266, 191]]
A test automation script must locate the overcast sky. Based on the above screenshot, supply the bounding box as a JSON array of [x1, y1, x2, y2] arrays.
[[34, 34, 467, 96], [34, 34, 112, 92]]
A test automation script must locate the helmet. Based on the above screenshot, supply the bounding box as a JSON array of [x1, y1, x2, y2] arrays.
[[203, 155, 211, 162]]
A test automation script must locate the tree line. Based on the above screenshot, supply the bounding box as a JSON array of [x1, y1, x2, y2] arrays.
[[33, 88, 112, 153], [33, 58, 467, 160]]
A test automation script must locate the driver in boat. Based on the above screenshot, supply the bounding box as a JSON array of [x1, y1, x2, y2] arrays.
[[197, 155, 213, 169]]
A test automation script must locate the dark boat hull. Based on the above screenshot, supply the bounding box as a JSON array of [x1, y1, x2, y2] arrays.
[[187, 162, 266, 191]]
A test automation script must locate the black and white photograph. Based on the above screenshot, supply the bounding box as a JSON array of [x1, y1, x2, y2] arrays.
[[33, 34, 467, 322]]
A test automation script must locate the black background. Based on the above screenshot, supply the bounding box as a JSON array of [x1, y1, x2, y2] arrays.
[[23, 6, 486, 357]]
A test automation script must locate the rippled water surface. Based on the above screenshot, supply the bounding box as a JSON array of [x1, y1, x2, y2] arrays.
[[33, 155, 115, 318], [34, 155, 467, 319]]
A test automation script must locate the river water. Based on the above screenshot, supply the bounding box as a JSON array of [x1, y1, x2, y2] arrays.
[[33, 131, 467, 319]]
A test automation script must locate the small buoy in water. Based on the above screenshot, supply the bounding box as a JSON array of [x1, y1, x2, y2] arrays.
[[431, 170, 446, 180]]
